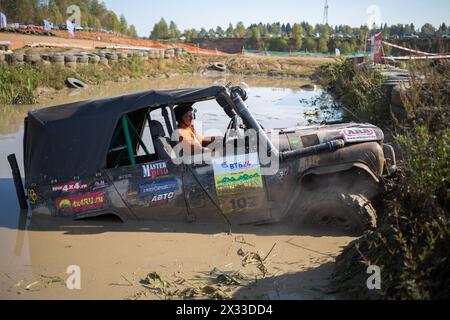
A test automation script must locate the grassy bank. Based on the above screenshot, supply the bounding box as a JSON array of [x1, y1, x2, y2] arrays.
[[319, 59, 450, 299], [0, 54, 333, 105]]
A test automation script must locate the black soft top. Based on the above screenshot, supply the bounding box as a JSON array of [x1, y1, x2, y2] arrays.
[[24, 86, 226, 186]]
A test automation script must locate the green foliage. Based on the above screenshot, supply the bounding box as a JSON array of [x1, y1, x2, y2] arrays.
[[303, 38, 317, 52], [289, 24, 303, 51], [0, 64, 38, 104], [235, 22, 247, 38], [267, 37, 288, 52], [150, 18, 169, 40], [317, 59, 389, 125], [331, 61, 450, 300]]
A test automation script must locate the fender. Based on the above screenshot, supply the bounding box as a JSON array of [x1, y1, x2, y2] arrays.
[[300, 162, 381, 184]]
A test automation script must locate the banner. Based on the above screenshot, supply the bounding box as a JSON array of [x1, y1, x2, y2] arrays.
[[371, 32, 383, 63]]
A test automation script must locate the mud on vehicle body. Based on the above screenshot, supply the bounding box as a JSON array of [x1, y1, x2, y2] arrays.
[[9, 85, 396, 234]]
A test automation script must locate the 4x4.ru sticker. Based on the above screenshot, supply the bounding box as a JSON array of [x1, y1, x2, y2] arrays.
[[52, 181, 88, 193]]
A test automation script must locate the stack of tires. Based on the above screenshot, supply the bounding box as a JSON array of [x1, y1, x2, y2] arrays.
[[76, 55, 89, 66], [133, 51, 144, 61], [148, 49, 157, 59], [64, 55, 77, 68], [5, 53, 24, 65], [106, 52, 118, 63], [24, 53, 41, 64], [175, 48, 185, 56], [50, 54, 64, 66], [88, 54, 100, 64], [381, 68, 414, 122], [40, 54, 52, 66], [0, 42, 10, 52], [118, 52, 128, 60], [164, 49, 175, 59]]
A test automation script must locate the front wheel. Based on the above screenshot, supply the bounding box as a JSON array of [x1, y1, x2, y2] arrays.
[[293, 187, 377, 235]]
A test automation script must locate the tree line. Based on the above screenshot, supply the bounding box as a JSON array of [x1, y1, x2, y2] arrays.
[[0, 0, 138, 37], [150, 18, 450, 53]]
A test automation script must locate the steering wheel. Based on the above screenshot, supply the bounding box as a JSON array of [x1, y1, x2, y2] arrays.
[[223, 115, 245, 147]]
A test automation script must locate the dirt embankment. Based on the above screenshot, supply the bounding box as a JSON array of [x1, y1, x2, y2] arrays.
[[1, 32, 334, 78]]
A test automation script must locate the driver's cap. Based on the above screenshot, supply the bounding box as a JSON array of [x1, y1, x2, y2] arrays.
[[174, 104, 194, 122]]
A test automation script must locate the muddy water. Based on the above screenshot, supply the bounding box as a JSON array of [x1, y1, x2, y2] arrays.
[[0, 75, 351, 300]]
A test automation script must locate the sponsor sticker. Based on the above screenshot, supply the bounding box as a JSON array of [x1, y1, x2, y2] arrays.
[[56, 192, 106, 213], [139, 180, 179, 196], [52, 181, 88, 193], [28, 188, 38, 204], [142, 162, 169, 179], [340, 128, 378, 142], [212, 153, 265, 213], [115, 174, 132, 181], [93, 180, 109, 191], [150, 192, 175, 206]]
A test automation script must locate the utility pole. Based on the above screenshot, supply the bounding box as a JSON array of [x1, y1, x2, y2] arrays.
[[323, 0, 329, 25]]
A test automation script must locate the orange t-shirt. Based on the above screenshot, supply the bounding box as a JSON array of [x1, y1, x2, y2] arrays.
[[177, 123, 204, 153]]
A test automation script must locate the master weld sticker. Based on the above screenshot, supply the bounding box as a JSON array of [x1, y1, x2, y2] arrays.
[[142, 162, 169, 179]]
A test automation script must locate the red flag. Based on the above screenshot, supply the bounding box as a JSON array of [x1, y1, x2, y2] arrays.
[[371, 32, 383, 63]]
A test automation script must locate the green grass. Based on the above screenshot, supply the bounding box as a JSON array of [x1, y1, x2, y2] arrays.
[[328, 59, 450, 300], [317, 59, 390, 125], [0, 57, 156, 105]]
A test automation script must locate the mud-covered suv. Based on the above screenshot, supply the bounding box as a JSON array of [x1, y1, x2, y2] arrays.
[[9, 85, 396, 234]]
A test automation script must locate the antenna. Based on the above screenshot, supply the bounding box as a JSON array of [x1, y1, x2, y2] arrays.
[[323, 0, 329, 25]]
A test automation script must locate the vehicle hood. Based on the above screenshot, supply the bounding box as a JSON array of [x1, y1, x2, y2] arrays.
[[269, 123, 384, 151]]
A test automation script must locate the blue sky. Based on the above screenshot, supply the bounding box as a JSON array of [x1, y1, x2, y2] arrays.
[[103, 0, 450, 37]]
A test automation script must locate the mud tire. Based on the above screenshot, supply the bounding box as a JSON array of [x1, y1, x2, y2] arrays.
[[294, 187, 377, 235]]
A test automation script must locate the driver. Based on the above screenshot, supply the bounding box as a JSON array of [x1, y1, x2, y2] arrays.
[[174, 104, 214, 155]]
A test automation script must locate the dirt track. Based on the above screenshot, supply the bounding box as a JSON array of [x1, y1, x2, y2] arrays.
[[0, 32, 114, 50]]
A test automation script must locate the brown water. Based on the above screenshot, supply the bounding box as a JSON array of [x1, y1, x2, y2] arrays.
[[0, 75, 350, 300]]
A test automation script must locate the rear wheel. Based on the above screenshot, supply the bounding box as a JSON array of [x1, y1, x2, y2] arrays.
[[293, 186, 377, 235]]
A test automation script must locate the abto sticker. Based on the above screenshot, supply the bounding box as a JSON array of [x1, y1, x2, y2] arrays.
[[139, 180, 179, 196], [340, 128, 377, 142], [56, 192, 106, 213], [142, 162, 169, 179], [52, 181, 88, 193], [150, 192, 175, 206], [212, 153, 265, 213]]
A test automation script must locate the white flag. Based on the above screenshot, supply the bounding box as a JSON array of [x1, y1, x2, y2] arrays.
[[67, 19, 75, 37]]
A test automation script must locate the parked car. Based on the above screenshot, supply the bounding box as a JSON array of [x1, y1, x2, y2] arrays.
[[442, 34, 450, 39], [402, 33, 419, 39], [9, 86, 396, 234]]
